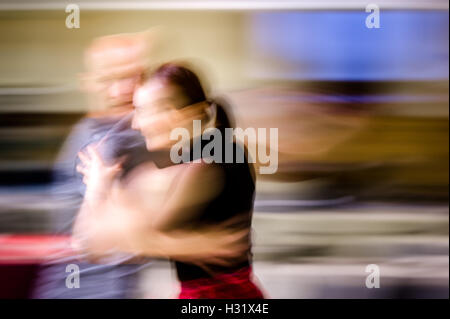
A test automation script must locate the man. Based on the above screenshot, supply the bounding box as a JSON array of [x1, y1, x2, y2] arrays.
[[32, 31, 158, 298]]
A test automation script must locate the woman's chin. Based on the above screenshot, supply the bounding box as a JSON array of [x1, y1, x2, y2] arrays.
[[145, 136, 171, 151]]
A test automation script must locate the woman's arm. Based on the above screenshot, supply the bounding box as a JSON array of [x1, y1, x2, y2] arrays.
[[73, 146, 249, 264], [73, 191, 249, 265]]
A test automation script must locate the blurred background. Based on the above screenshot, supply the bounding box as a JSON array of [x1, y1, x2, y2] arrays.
[[0, 0, 448, 298]]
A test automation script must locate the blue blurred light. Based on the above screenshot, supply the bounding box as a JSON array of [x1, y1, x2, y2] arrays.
[[249, 11, 449, 81]]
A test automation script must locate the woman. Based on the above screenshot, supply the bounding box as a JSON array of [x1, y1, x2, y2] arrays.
[[76, 63, 264, 299]]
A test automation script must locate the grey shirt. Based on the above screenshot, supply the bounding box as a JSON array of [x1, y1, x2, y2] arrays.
[[32, 113, 153, 299]]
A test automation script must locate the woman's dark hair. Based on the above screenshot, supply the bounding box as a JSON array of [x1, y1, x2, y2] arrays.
[[144, 62, 234, 128], [149, 62, 207, 108]]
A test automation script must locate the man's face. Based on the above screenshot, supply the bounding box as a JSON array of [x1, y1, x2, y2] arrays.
[[85, 37, 149, 111], [96, 73, 142, 109]]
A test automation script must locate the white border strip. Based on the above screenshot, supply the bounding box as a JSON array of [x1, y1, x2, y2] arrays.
[[0, 1, 448, 11]]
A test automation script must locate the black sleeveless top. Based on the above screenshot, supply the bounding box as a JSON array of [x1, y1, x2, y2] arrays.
[[153, 120, 256, 281], [177, 139, 255, 281]]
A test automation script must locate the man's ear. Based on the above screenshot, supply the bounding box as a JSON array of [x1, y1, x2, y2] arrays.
[[79, 72, 101, 93]]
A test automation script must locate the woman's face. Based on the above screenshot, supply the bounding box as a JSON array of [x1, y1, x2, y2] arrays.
[[132, 78, 204, 151]]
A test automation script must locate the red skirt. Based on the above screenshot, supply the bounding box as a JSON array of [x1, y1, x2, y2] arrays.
[[179, 266, 264, 299]]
